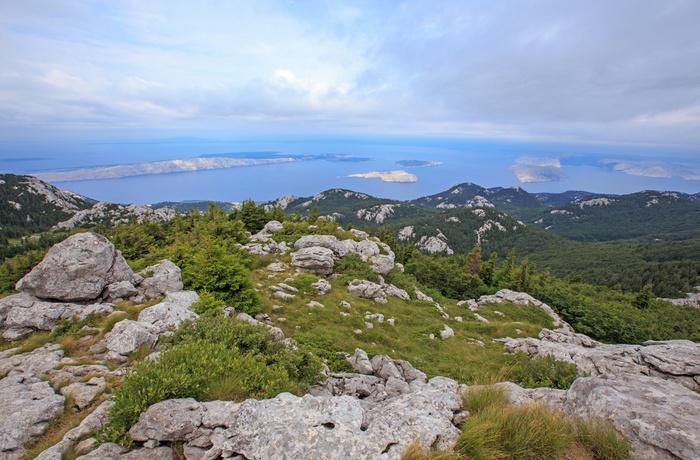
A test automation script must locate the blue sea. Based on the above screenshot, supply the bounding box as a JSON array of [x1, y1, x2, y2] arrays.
[[1, 137, 698, 204]]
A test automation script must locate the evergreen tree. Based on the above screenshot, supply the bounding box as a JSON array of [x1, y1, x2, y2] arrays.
[[465, 244, 482, 275]]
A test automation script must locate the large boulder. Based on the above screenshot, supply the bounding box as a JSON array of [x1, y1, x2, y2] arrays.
[[294, 235, 349, 259], [565, 374, 700, 460], [15, 233, 133, 302], [291, 247, 335, 276]]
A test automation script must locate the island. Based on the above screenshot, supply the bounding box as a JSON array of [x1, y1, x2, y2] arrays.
[[348, 170, 418, 183]]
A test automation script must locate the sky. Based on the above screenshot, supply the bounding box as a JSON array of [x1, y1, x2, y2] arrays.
[[0, 0, 699, 146]]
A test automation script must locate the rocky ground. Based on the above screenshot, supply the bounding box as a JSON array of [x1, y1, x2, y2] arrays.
[[0, 229, 698, 459]]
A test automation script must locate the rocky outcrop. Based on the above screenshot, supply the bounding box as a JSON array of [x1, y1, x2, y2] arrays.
[[127, 377, 462, 460], [15, 233, 137, 302], [503, 328, 700, 391], [137, 291, 199, 333], [468, 289, 570, 331], [565, 374, 700, 460], [348, 279, 387, 304], [291, 247, 336, 276], [0, 375, 66, 459], [104, 320, 160, 356], [55, 201, 177, 230]]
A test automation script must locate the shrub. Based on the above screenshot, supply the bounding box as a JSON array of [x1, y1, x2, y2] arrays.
[[334, 253, 379, 284], [102, 317, 323, 445], [289, 273, 321, 293], [191, 290, 226, 317], [511, 354, 580, 390]]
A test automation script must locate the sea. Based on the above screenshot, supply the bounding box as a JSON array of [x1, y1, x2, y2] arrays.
[[1, 137, 698, 204]]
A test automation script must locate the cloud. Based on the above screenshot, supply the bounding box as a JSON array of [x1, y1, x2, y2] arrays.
[[600, 160, 700, 180], [348, 170, 417, 183], [1, 1, 700, 146]]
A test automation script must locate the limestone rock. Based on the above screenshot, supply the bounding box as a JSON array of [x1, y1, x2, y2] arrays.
[[0, 344, 63, 378], [348, 348, 374, 375], [310, 279, 332, 295], [60, 377, 106, 410], [291, 247, 335, 276], [369, 253, 395, 275], [130, 398, 204, 442], [15, 233, 123, 302], [103, 281, 138, 302], [348, 279, 387, 304], [139, 260, 184, 299], [440, 324, 454, 340], [294, 235, 349, 258], [0, 375, 65, 459], [565, 374, 700, 460], [104, 319, 159, 356], [473, 289, 570, 330], [138, 291, 200, 333], [385, 284, 410, 301], [273, 291, 295, 301], [261, 220, 284, 234], [75, 442, 126, 460]]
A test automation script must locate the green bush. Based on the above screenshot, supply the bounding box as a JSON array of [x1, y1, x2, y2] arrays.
[[190, 290, 226, 317], [334, 253, 380, 284], [511, 354, 580, 390], [102, 318, 323, 445], [289, 273, 321, 293]]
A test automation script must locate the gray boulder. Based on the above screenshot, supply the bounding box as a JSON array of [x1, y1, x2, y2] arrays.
[[385, 284, 410, 301], [294, 235, 349, 258], [138, 291, 200, 333], [0, 375, 65, 459], [369, 254, 395, 275], [348, 279, 387, 304], [138, 260, 184, 299], [130, 398, 204, 442], [291, 247, 335, 276], [310, 279, 332, 295], [0, 344, 64, 379], [565, 374, 700, 460], [103, 320, 160, 356], [15, 233, 130, 302]]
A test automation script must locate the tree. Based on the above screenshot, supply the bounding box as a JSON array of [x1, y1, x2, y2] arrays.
[[233, 199, 267, 233], [465, 244, 482, 275], [633, 283, 654, 310], [307, 205, 320, 224]]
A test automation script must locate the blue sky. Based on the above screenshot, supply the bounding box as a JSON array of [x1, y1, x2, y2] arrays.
[[1, 1, 700, 150]]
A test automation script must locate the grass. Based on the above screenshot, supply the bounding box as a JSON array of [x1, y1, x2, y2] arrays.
[[251, 261, 558, 384]]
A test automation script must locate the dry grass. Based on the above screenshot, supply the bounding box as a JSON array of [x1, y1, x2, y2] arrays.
[[60, 334, 103, 357], [401, 440, 463, 460], [19, 396, 83, 460]]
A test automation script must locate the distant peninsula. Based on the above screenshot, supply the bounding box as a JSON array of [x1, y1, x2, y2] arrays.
[[348, 170, 418, 183], [34, 156, 304, 182], [396, 160, 442, 168]]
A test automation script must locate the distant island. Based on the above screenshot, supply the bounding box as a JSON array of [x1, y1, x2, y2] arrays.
[[34, 157, 303, 182], [348, 170, 417, 183], [396, 160, 443, 168]]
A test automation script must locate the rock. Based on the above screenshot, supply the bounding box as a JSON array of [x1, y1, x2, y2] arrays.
[[60, 377, 106, 410], [15, 233, 123, 301], [0, 344, 63, 378], [369, 254, 395, 275], [307, 301, 324, 308], [474, 313, 489, 323], [371, 355, 403, 381], [261, 220, 284, 234], [503, 329, 700, 390], [266, 262, 289, 272], [75, 442, 126, 460], [122, 447, 174, 460], [138, 291, 200, 333], [291, 246, 336, 276], [0, 375, 65, 459], [103, 319, 160, 356], [236, 313, 286, 343], [565, 374, 700, 460], [273, 291, 296, 301], [348, 279, 387, 304], [130, 398, 204, 442], [474, 289, 570, 330], [311, 279, 332, 295], [200, 378, 461, 460], [103, 281, 138, 302], [353, 239, 380, 260], [340, 301, 352, 309], [2, 327, 34, 341], [294, 235, 349, 258], [385, 284, 410, 301], [440, 324, 454, 340], [348, 349, 374, 375], [139, 260, 184, 299], [74, 438, 97, 455], [349, 229, 370, 239], [413, 288, 434, 302]]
